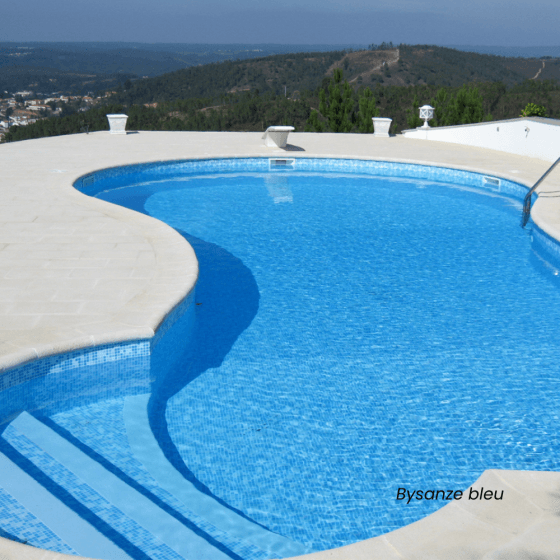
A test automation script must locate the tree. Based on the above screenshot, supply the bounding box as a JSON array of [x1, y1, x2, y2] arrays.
[[430, 85, 485, 127], [357, 88, 379, 133], [520, 102, 547, 117], [406, 94, 423, 128], [431, 88, 449, 126], [445, 85, 484, 125], [435, 85, 484, 126], [305, 110, 325, 132], [318, 68, 354, 132]]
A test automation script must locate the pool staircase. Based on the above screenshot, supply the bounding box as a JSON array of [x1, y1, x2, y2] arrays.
[[521, 156, 560, 228], [0, 398, 311, 560]]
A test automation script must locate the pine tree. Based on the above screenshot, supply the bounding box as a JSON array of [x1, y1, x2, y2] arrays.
[[406, 94, 423, 128], [445, 85, 484, 125], [358, 88, 379, 133], [318, 68, 354, 133], [304, 110, 325, 132], [432, 88, 449, 126]]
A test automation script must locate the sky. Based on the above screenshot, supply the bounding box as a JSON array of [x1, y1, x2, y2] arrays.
[[3, 0, 559, 46]]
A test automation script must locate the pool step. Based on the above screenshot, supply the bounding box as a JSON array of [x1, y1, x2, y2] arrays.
[[124, 394, 309, 559], [0, 448, 132, 560], [2, 412, 239, 560]]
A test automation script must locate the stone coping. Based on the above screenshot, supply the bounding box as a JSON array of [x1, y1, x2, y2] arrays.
[[1, 131, 560, 559]]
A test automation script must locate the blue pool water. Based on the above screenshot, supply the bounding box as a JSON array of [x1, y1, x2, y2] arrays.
[[1, 159, 560, 559]]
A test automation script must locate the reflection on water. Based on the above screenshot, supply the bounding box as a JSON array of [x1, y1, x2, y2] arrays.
[[265, 175, 293, 204]]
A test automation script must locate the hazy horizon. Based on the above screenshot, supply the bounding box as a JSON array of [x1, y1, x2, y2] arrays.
[[4, 43, 560, 63], [4, 0, 559, 47]]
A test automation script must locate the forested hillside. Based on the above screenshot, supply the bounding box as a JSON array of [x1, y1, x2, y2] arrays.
[[0, 42, 360, 92], [110, 51, 347, 104], [5, 43, 560, 144], [107, 44, 560, 107], [0, 66, 137, 96], [6, 77, 560, 143]]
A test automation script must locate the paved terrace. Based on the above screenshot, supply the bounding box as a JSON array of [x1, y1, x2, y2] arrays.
[[1, 131, 560, 559]]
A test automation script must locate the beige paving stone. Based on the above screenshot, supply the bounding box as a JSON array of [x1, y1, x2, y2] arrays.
[[32, 314, 107, 328], [0, 346, 39, 371], [453, 470, 543, 534], [84, 234, 151, 244], [78, 300, 132, 315], [0, 316, 42, 330], [492, 470, 560, 513], [4, 326, 83, 346], [94, 278, 152, 292], [38, 234, 106, 244], [0, 279, 42, 292], [4, 267, 74, 279], [2, 249, 81, 261], [24, 278, 99, 291], [8, 301, 84, 315], [129, 266, 158, 279], [106, 258, 142, 267], [33, 334, 97, 359], [114, 309, 170, 328], [0, 212, 40, 222], [288, 536, 404, 560], [51, 289, 128, 302], [0, 288, 56, 302], [1, 131, 560, 560], [44, 258, 110, 268], [485, 518, 560, 559], [69, 267, 134, 279], [0, 232, 44, 243], [378, 504, 517, 560], [115, 242, 158, 251], [0, 302, 15, 314], [135, 251, 157, 265], [80, 249, 139, 259]]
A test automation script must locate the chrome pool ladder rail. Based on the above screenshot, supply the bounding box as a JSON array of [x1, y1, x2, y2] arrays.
[[521, 156, 560, 228]]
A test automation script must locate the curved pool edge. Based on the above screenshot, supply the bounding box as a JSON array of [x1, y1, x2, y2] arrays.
[[0, 153, 199, 375], [285, 469, 560, 560], [1, 131, 560, 560]]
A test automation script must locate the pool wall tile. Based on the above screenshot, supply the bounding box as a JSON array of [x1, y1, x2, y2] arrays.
[[75, 158, 529, 203]]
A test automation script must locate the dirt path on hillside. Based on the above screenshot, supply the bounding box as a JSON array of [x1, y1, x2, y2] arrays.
[[531, 61, 545, 80], [348, 49, 400, 84]]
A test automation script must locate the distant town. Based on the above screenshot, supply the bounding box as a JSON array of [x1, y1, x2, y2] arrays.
[[0, 90, 113, 141]]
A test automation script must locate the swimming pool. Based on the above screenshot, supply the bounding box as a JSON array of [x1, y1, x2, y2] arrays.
[[0, 158, 558, 560]]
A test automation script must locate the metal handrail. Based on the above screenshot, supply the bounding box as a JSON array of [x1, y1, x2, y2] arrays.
[[521, 156, 560, 228]]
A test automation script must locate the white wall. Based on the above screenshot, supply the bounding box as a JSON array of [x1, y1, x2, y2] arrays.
[[402, 118, 560, 162]]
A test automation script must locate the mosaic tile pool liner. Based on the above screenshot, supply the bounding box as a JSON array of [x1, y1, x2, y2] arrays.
[[75, 157, 528, 201], [4, 158, 557, 559]]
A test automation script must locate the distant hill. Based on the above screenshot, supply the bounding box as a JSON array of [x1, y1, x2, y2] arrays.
[[0, 42, 363, 82], [110, 51, 347, 104], [4, 43, 560, 98], [109, 45, 560, 106], [0, 66, 136, 96], [6, 43, 560, 145], [448, 45, 560, 59]]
